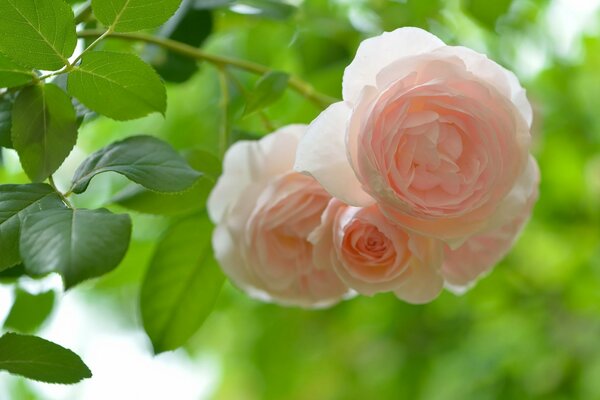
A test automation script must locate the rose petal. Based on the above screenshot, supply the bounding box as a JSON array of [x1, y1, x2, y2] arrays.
[[435, 46, 533, 128], [208, 124, 305, 223], [295, 101, 375, 206], [394, 237, 444, 304], [343, 27, 445, 103], [442, 157, 539, 290]]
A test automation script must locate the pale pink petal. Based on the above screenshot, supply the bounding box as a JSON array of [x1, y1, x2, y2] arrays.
[[343, 27, 445, 103], [208, 124, 305, 223], [295, 101, 374, 206], [394, 262, 444, 304], [434, 46, 533, 127], [486, 155, 540, 233], [394, 237, 444, 304]]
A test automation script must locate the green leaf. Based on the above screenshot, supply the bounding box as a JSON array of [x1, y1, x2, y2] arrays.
[[141, 215, 224, 353], [0, 94, 15, 148], [245, 71, 289, 115], [233, 0, 297, 20], [151, 4, 213, 83], [0, 264, 27, 282], [195, 0, 236, 9], [112, 149, 220, 215], [20, 208, 132, 289], [51, 74, 96, 127], [92, 0, 183, 32], [0, 184, 66, 272], [11, 84, 78, 182], [4, 288, 55, 333], [0, 54, 35, 89], [67, 51, 167, 121], [70, 135, 202, 194], [0, 332, 91, 384], [464, 0, 513, 30], [0, 0, 77, 70]]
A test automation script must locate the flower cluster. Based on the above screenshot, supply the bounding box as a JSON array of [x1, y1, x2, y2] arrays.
[[208, 27, 539, 307]]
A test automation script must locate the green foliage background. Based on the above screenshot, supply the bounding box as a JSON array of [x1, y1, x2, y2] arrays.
[[1, 0, 600, 398]]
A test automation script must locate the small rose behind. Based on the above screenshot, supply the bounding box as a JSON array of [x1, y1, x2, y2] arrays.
[[295, 27, 535, 246], [310, 200, 444, 304], [208, 125, 350, 308]]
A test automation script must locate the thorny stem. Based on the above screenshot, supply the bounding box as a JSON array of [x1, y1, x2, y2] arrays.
[[76, 29, 339, 109]]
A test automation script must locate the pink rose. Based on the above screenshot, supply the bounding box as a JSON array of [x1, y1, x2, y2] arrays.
[[443, 156, 540, 291], [295, 27, 534, 245], [208, 125, 350, 308], [310, 200, 444, 304]]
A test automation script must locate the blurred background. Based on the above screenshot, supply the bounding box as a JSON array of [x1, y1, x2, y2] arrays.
[[1, 0, 600, 398]]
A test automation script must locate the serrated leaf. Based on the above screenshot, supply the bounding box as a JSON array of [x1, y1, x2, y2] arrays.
[[0, 95, 14, 148], [0, 54, 35, 89], [245, 71, 289, 115], [70, 135, 202, 194], [0, 332, 91, 384], [0, 184, 66, 271], [112, 149, 220, 215], [141, 215, 224, 353], [20, 208, 132, 289], [67, 51, 167, 121], [92, 0, 183, 32], [51, 74, 96, 127], [11, 84, 78, 182], [4, 288, 55, 333], [0, 0, 77, 70]]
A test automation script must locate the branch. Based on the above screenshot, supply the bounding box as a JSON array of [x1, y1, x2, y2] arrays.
[[76, 30, 339, 109]]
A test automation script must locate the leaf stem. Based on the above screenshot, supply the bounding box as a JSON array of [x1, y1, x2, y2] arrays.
[[76, 29, 339, 109], [72, 28, 114, 67], [48, 176, 74, 209], [216, 66, 230, 159]]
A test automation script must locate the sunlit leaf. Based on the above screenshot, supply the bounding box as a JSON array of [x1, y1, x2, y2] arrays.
[[0, 54, 35, 89], [0, 0, 77, 70], [67, 51, 167, 121], [0, 332, 91, 384], [92, 0, 183, 32], [4, 288, 55, 333]]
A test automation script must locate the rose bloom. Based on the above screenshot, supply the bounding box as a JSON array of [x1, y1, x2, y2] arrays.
[[207, 125, 350, 308], [310, 199, 444, 304], [443, 156, 540, 291], [295, 27, 536, 245]]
